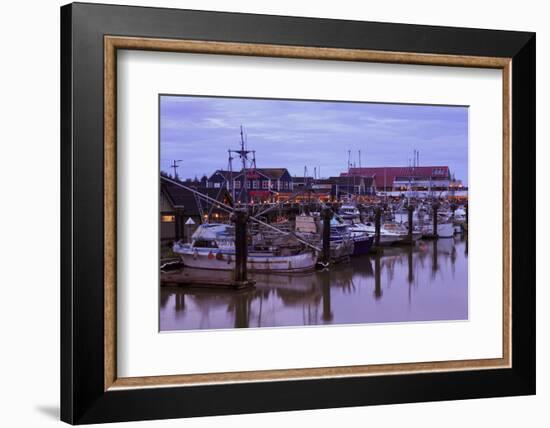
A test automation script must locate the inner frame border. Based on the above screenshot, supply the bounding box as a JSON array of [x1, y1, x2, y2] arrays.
[[104, 36, 512, 391]]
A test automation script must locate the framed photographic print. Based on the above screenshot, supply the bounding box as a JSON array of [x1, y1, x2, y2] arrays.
[[60, 2, 535, 424]]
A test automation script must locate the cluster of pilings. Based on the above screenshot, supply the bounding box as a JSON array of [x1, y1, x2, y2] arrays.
[[220, 200, 468, 289]]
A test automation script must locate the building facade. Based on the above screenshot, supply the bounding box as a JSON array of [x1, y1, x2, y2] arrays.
[[207, 168, 293, 203], [160, 176, 233, 245], [341, 166, 456, 193]]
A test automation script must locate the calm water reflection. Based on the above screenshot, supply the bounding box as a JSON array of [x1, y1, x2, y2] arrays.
[[160, 238, 468, 331]]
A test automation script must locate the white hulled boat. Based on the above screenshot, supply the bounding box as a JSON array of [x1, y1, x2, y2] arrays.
[[173, 223, 318, 273]]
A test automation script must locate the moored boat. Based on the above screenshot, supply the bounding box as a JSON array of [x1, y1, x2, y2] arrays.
[[328, 219, 372, 256], [173, 223, 318, 273], [420, 222, 454, 239], [338, 204, 361, 220]]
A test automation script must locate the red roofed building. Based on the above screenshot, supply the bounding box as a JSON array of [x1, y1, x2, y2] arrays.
[[341, 166, 452, 192]]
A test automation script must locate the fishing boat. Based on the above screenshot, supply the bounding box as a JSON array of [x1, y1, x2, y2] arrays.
[[420, 222, 455, 239], [359, 221, 405, 246], [173, 223, 318, 273], [452, 206, 467, 233], [329, 219, 373, 256], [382, 222, 423, 242], [338, 204, 361, 220]]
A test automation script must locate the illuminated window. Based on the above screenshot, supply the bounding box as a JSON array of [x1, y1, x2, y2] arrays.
[[253, 180, 259, 189], [161, 215, 175, 223], [262, 180, 269, 189]]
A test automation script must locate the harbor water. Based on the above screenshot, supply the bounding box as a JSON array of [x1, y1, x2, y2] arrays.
[[160, 237, 468, 331]]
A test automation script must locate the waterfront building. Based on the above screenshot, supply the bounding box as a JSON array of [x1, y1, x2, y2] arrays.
[[207, 167, 293, 203], [309, 176, 375, 200], [160, 176, 233, 244], [292, 176, 314, 193], [340, 166, 465, 196], [206, 170, 239, 190]]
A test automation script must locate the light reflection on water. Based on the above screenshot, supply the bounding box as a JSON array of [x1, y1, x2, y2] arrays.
[[160, 237, 468, 331]]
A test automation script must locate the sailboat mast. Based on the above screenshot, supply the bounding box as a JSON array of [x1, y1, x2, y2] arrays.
[[228, 149, 235, 202], [240, 125, 248, 204]]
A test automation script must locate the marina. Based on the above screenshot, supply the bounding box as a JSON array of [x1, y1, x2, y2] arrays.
[[160, 131, 469, 328], [159, 97, 469, 330]]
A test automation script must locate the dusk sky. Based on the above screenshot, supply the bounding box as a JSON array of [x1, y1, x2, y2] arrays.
[[160, 95, 469, 184]]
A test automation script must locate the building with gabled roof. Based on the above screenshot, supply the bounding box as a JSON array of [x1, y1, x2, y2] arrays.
[[160, 176, 233, 244], [207, 167, 294, 202]]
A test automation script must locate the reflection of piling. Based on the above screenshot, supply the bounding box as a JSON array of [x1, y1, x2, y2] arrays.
[[234, 295, 250, 328], [232, 209, 249, 284], [432, 240, 439, 274], [432, 202, 440, 238], [407, 247, 414, 284], [322, 207, 333, 264], [374, 255, 382, 299], [321, 272, 333, 322], [374, 207, 382, 248], [175, 293, 185, 311]]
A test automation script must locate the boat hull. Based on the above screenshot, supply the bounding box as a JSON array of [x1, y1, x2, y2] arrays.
[[421, 222, 455, 239], [175, 247, 318, 273], [351, 236, 374, 255]]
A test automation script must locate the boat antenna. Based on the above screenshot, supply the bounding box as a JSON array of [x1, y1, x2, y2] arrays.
[[170, 159, 182, 180], [240, 125, 248, 203]]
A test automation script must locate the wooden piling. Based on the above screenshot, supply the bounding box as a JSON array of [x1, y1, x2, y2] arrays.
[[407, 204, 414, 244], [432, 202, 440, 238], [374, 206, 382, 248], [321, 207, 333, 265], [232, 208, 249, 284]]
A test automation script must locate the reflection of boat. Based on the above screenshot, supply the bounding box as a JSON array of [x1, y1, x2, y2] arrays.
[[163, 266, 321, 290], [434, 236, 455, 255], [173, 224, 318, 273]]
